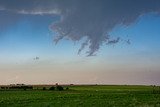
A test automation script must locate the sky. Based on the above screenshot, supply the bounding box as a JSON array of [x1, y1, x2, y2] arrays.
[[0, 0, 160, 85]]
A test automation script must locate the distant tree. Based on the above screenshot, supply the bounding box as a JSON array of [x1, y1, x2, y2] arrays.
[[66, 87, 69, 90], [49, 86, 55, 90], [56, 85, 64, 91], [43, 87, 46, 90], [23, 87, 26, 91]]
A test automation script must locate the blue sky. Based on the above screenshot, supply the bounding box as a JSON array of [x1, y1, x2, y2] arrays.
[[1, 13, 160, 60], [0, 0, 160, 85]]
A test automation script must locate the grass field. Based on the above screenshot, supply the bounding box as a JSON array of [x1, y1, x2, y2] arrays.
[[0, 85, 160, 107]]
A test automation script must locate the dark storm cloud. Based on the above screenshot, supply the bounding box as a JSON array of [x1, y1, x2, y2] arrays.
[[0, 0, 160, 56]]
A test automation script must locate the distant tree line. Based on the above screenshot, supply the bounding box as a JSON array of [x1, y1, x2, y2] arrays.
[[1, 86, 33, 90], [0, 85, 68, 91], [46, 85, 68, 91]]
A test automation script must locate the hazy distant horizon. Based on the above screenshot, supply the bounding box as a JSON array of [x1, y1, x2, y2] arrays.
[[0, 70, 159, 85]]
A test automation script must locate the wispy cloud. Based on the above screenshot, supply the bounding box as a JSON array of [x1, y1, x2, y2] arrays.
[[17, 9, 60, 15]]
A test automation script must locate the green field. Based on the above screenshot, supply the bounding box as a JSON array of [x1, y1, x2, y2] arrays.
[[0, 85, 160, 107]]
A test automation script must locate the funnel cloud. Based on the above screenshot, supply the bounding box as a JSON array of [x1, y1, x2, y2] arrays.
[[0, 0, 160, 56]]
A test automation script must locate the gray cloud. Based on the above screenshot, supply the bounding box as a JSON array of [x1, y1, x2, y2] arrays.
[[0, 0, 160, 56], [51, 0, 160, 56]]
